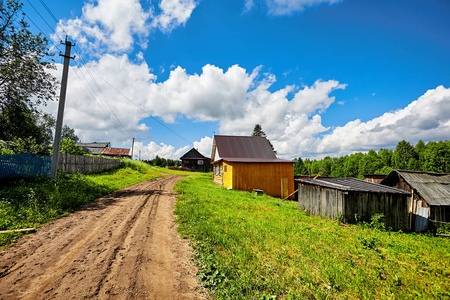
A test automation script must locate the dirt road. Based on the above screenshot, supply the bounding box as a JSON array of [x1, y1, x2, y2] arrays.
[[0, 175, 206, 299]]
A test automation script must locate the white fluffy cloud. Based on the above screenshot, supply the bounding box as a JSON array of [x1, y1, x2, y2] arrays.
[[54, 0, 197, 53], [152, 0, 197, 33], [45, 54, 450, 160], [315, 86, 450, 156]]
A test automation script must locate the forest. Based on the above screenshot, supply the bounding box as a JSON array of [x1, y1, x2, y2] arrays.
[[293, 140, 450, 178]]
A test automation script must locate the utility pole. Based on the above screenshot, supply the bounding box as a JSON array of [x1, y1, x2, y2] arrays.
[[131, 137, 135, 160], [50, 37, 75, 178]]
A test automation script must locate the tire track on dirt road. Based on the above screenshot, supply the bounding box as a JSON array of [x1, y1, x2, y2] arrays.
[[0, 175, 206, 299]]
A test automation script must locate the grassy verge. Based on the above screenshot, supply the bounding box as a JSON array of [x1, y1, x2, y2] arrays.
[[0, 159, 162, 247], [174, 174, 450, 299]]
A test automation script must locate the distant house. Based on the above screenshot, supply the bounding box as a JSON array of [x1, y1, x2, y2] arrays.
[[76, 142, 110, 155], [211, 135, 294, 199], [180, 148, 211, 172], [296, 177, 411, 231], [76, 142, 130, 158], [380, 170, 450, 232], [102, 147, 131, 158]]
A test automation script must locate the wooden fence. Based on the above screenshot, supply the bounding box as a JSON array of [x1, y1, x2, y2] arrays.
[[0, 153, 122, 179], [57, 153, 122, 174]]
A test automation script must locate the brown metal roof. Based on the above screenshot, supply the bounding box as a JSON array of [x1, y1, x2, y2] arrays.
[[296, 177, 410, 195], [381, 170, 450, 206], [102, 147, 130, 156], [214, 135, 277, 160]]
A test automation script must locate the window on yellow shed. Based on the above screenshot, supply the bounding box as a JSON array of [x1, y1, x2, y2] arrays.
[[224, 165, 227, 172]]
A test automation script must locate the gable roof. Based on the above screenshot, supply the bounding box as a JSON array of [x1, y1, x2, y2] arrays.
[[76, 142, 110, 155], [180, 148, 208, 160], [212, 135, 292, 163], [102, 147, 130, 156], [381, 170, 450, 206], [296, 177, 410, 194]]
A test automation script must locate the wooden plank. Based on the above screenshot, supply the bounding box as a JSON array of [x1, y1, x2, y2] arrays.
[[0, 228, 36, 234]]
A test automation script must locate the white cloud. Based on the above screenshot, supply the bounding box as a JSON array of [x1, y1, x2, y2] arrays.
[[132, 136, 211, 160], [133, 141, 190, 160], [54, 0, 197, 54], [44, 54, 450, 161], [152, 0, 197, 32], [315, 86, 450, 157]]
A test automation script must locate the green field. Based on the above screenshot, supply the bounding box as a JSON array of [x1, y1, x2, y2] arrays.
[[174, 174, 450, 299]]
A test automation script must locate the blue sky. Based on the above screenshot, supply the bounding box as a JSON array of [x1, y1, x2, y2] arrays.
[[22, 0, 450, 159]]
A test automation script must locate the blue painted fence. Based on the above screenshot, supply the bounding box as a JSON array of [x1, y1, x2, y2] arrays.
[[0, 154, 51, 179], [0, 153, 122, 180]]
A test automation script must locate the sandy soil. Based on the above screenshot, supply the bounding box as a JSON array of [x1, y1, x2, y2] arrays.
[[0, 175, 207, 299]]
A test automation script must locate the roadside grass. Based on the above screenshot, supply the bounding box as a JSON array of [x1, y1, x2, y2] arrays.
[[174, 174, 450, 299], [151, 165, 206, 176], [0, 159, 161, 247]]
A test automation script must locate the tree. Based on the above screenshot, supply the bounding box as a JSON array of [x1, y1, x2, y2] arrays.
[[251, 124, 277, 154], [62, 125, 80, 143], [0, 1, 57, 146], [393, 140, 416, 170], [60, 137, 84, 155], [293, 157, 308, 175]]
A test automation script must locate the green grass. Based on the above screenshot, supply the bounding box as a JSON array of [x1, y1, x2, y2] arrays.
[[174, 174, 450, 299], [0, 159, 162, 247]]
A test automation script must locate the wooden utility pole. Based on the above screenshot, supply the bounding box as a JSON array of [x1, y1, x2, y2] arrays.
[[50, 38, 75, 178]]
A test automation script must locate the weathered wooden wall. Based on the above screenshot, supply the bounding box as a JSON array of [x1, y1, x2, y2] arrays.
[[57, 153, 121, 174], [231, 162, 294, 198], [298, 184, 344, 220], [298, 183, 409, 231]]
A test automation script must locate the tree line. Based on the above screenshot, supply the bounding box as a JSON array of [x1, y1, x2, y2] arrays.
[[143, 156, 180, 167], [294, 140, 450, 178]]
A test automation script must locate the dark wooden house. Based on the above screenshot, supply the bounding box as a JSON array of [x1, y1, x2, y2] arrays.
[[180, 148, 211, 172], [211, 135, 294, 199], [380, 170, 450, 232], [296, 177, 411, 231]]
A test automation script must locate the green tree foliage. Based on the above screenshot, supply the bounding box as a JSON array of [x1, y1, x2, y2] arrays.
[[61, 125, 80, 143], [144, 155, 180, 167], [0, 1, 57, 149], [293, 140, 450, 177], [392, 140, 416, 170], [251, 124, 277, 154], [60, 137, 84, 155]]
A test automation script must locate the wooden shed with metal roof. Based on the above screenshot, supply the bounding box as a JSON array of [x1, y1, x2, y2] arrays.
[[296, 177, 411, 231], [380, 170, 450, 232], [211, 135, 294, 199]]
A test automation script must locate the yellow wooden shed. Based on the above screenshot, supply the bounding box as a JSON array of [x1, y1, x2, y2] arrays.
[[211, 135, 295, 199]]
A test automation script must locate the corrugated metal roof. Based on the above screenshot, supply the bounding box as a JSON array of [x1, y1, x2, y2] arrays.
[[76, 142, 110, 155], [76, 142, 110, 148], [214, 135, 277, 160], [381, 170, 450, 206], [180, 148, 208, 160], [102, 147, 130, 156], [296, 177, 410, 194]]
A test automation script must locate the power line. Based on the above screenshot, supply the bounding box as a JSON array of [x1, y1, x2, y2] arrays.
[[25, 0, 194, 146], [87, 65, 194, 146], [22, 2, 132, 138], [25, 0, 60, 38]]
